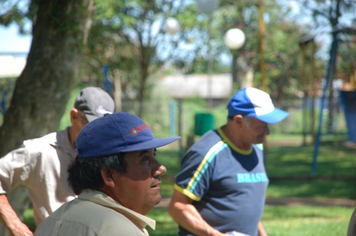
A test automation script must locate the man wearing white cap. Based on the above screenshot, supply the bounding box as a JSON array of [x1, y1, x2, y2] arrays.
[[0, 87, 115, 236], [168, 87, 289, 236]]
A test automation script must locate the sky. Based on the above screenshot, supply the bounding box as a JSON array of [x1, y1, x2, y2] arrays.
[[0, 23, 31, 77], [0, 23, 32, 56], [0, 0, 31, 56], [0, 1, 354, 59]]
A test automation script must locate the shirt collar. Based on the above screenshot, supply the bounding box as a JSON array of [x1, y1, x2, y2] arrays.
[[217, 128, 253, 155], [78, 190, 156, 231], [50, 127, 75, 156]]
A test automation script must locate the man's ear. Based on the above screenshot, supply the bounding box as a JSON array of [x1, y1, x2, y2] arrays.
[[70, 108, 80, 124], [101, 169, 115, 188], [233, 115, 244, 127]]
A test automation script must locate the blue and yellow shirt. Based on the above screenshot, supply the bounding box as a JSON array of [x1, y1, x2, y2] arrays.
[[174, 129, 269, 236]]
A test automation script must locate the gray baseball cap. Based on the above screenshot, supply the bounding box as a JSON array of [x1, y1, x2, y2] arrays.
[[74, 87, 115, 122]]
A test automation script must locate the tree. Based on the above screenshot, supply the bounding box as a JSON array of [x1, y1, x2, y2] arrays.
[[0, 1, 94, 234], [204, 0, 313, 104], [83, 0, 325, 116], [292, 0, 356, 133], [84, 0, 198, 117], [0, 0, 94, 157]]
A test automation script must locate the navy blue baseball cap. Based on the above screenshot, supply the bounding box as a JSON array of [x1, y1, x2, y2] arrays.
[[227, 87, 289, 124], [75, 112, 181, 157]]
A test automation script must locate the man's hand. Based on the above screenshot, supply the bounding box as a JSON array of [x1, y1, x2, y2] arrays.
[[7, 220, 33, 236], [258, 221, 267, 236]]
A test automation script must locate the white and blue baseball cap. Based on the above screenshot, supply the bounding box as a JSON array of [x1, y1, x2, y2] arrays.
[[227, 87, 289, 124]]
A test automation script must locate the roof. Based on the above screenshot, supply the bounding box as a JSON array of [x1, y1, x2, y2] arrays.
[[161, 74, 232, 99], [0, 56, 26, 78]]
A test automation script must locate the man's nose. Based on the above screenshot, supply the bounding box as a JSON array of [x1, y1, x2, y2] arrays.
[[153, 163, 167, 177]]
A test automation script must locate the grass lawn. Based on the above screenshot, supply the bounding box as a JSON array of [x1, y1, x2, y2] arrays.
[[265, 141, 356, 200], [147, 140, 356, 236], [262, 205, 354, 236], [28, 204, 354, 236], [146, 205, 355, 236]]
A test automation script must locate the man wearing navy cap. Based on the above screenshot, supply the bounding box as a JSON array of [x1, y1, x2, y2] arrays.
[[35, 112, 180, 236], [168, 87, 289, 236]]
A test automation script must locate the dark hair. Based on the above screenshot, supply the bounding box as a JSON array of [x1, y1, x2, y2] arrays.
[[67, 153, 127, 195], [228, 116, 234, 121]]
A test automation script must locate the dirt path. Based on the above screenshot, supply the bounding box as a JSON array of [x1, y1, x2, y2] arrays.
[[156, 197, 356, 208]]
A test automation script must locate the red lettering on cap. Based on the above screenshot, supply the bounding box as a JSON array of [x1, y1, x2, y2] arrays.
[[131, 124, 149, 135]]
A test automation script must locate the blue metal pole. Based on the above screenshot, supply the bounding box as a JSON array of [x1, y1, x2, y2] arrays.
[[102, 64, 112, 95], [178, 99, 183, 158], [0, 91, 6, 116], [312, 38, 337, 176], [170, 99, 176, 137]]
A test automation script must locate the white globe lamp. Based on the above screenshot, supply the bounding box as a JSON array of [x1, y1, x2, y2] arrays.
[[164, 17, 181, 35], [224, 28, 246, 50]]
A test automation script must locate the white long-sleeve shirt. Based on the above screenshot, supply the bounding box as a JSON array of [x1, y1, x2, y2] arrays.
[[0, 128, 76, 225]]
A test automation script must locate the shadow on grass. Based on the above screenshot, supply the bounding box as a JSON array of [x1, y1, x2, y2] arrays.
[[267, 180, 356, 199], [266, 144, 356, 177], [266, 143, 356, 199]]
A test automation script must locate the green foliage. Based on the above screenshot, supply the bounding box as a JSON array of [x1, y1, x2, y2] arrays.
[[337, 40, 356, 82], [83, 0, 201, 116], [0, 1, 33, 31], [23, 209, 36, 230]]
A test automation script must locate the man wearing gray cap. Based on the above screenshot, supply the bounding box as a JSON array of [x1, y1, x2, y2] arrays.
[[0, 87, 114, 236]]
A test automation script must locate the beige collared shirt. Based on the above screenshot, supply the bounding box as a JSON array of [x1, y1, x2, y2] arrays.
[[34, 190, 156, 236], [0, 128, 76, 225]]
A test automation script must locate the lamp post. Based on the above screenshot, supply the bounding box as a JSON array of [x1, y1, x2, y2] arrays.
[[224, 28, 246, 50], [163, 17, 183, 155], [163, 17, 181, 35], [224, 28, 246, 88], [197, 0, 219, 112]]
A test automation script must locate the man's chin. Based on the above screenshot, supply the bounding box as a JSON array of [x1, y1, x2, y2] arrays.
[[155, 194, 162, 205], [150, 192, 162, 206], [254, 138, 265, 144]]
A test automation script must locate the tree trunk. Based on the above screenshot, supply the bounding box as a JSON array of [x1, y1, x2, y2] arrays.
[[138, 73, 148, 118], [113, 69, 122, 112], [232, 54, 241, 89], [326, 33, 339, 134], [0, 0, 94, 157], [138, 46, 149, 118], [326, 0, 341, 134]]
